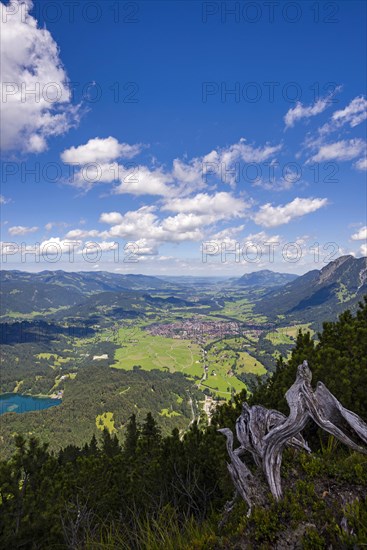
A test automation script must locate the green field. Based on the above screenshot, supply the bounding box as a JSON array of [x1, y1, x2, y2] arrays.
[[111, 327, 203, 376], [199, 338, 266, 396], [265, 330, 293, 345], [236, 352, 267, 375], [282, 323, 314, 338], [200, 373, 245, 396], [265, 323, 314, 345]]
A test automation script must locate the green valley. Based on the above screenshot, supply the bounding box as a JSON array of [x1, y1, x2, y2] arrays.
[[1, 257, 366, 458]]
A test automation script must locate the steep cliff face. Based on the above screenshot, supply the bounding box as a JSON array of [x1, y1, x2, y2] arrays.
[[317, 254, 353, 284]]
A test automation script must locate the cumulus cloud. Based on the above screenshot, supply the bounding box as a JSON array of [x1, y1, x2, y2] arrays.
[[99, 212, 124, 225], [61, 136, 142, 164], [97, 193, 251, 252], [39, 237, 81, 254], [284, 94, 336, 129], [114, 138, 282, 197], [162, 192, 248, 218], [8, 225, 38, 235], [106, 206, 158, 238], [61, 137, 144, 190], [0, 0, 79, 152], [351, 227, 367, 241], [360, 244, 367, 256], [114, 165, 174, 196], [60, 137, 281, 193], [133, 238, 159, 255], [171, 158, 206, 190], [309, 139, 366, 163], [100, 206, 210, 245], [253, 197, 328, 227], [168, 140, 282, 191]]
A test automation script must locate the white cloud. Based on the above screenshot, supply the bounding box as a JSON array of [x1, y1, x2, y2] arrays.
[[8, 225, 38, 236], [0, 195, 10, 204], [202, 140, 282, 187], [172, 157, 205, 190], [351, 227, 367, 241], [102, 206, 209, 245], [171, 140, 282, 189], [114, 165, 173, 196], [309, 139, 366, 162], [162, 192, 248, 218], [161, 213, 208, 236], [210, 225, 246, 241], [39, 237, 81, 254], [253, 166, 301, 192], [133, 239, 159, 255], [107, 206, 158, 239], [332, 96, 367, 128], [253, 197, 328, 227], [64, 228, 101, 239], [244, 230, 282, 244], [59, 137, 281, 193], [69, 162, 121, 188], [99, 212, 124, 225], [284, 94, 335, 128], [79, 241, 118, 254], [217, 139, 282, 164], [360, 244, 367, 256], [61, 136, 142, 164], [0, 0, 79, 152], [355, 157, 367, 171], [45, 221, 68, 231]]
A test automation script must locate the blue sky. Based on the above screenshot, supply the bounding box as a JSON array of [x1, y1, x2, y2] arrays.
[[0, 0, 366, 275]]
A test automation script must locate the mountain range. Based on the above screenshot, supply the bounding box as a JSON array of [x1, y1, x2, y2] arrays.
[[255, 255, 367, 323], [0, 270, 178, 315], [1, 256, 366, 324], [234, 269, 298, 288]]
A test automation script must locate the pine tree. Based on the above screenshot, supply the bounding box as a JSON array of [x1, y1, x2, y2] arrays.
[[123, 414, 139, 459], [101, 428, 120, 458]]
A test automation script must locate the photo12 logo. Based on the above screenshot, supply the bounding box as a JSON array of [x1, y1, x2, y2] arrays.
[[1, 80, 139, 105], [201, 160, 339, 186], [201, 2, 340, 24], [1, 1, 140, 25], [1, 241, 142, 264], [1, 160, 139, 185], [202, 240, 340, 264], [201, 81, 339, 104]]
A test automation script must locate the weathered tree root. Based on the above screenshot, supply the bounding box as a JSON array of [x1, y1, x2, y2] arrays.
[[219, 360, 367, 514]]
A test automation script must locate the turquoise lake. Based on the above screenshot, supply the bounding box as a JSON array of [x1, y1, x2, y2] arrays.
[[0, 393, 62, 415]]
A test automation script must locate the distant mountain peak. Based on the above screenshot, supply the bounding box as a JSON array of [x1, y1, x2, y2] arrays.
[[235, 269, 298, 288]]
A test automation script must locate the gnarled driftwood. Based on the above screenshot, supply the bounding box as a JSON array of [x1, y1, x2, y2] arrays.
[[219, 360, 367, 512]]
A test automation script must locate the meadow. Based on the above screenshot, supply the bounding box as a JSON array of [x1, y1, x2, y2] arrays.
[[111, 327, 203, 377]]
